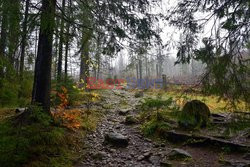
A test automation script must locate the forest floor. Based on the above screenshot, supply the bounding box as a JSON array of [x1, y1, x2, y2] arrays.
[[74, 89, 250, 167]]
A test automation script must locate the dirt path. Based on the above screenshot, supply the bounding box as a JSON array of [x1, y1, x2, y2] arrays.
[[75, 89, 249, 167], [75, 89, 170, 167]]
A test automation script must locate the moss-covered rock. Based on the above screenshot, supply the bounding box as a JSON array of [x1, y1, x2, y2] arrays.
[[178, 100, 210, 129]]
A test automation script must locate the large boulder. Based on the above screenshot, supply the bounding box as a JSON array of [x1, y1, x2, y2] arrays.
[[104, 132, 129, 147], [178, 100, 210, 129]]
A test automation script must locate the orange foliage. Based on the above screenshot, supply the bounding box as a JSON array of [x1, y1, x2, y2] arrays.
[[51, 86, 82, 130], [57, 86, 69, 110], [52, 109, 82, 130]]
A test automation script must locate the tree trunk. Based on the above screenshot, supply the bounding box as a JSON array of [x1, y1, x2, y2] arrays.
[[96, 34, 101, 80], [32, 0, 56, 112], [145, 56, 148, 78], [136, 64, 139, 79], [0, 1, 8, 77], [20, 0, 30, 79], [80, 30, 92, 85], [156, 64, 159, 77], [139, 59, 142, 80], [57, 0, 66, 82], [54, 17, 59, 79], [80, 46, 90, 84], [8, 0, 21, 69], [64, 0, 72, 81], [64, 35, 69, 80]]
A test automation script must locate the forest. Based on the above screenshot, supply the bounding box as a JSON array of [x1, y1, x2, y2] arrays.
[[0, 0, 249, 166]]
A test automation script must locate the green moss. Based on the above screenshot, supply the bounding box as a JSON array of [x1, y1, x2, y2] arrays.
[[0, 105, 74, 167], [178, 100, 210, 129], [141, 110, 172, 137], [141, 98, 173, 111], [142, 118, 171, 137]]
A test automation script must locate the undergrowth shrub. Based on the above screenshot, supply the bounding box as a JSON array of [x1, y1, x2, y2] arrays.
[[51, 77, 81, 106], [142, 111, 171, 137], [141, 98, 173, 111], [140, 98, 178, 137]]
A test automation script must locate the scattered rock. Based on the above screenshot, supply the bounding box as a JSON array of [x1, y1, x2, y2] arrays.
[[92, 151, 108, 160], [125, 115, 139, 125], [110, 148, 116, 153], [160, 160, 172, 167], [219, 159, 250, 167], [143, 152, 152, 159], [168, 148, 192, 160], [135, 91, 144, 98], [178, 100, 210, 129], [104, 132, 129, 147], [137, 152, 152, 161], [243, 153, 250, 160], [118, 109, 131, 116], [137, 155, 145, 161]]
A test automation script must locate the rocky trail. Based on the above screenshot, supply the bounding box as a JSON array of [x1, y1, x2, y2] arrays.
[[75, 90, 250, 167]]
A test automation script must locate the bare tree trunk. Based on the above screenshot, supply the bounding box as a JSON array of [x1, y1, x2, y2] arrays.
[[139, 59, 142, 80], [57, 0, 66, 81], [156, 64, 159, 77], [0, 1, 8, 77], [8, 0, 21, 69], [145, 55, 148, 78], [54, 17, 59, 79], [20, 0, 30, 79], [64, 36, 69, 80], [32, 0, 56, 112], [64, 0, 72, 81], [136, 64, 139, 79]]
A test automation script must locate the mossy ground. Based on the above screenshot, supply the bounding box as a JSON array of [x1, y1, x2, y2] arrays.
[[139, 85, 250, 140], [145, 85, 247, 113], [0, 90, 104, 167]]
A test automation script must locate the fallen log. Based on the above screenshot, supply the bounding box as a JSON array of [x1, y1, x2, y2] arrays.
[[165, 130, 250, 152]]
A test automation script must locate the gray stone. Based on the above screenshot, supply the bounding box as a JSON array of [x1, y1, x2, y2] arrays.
[[109, 148, 116, 153], [137, 152, 152, 161], [118, 109, 131, 116], [137, 155, 144, 161], [92, 151, 108, 160], [104, 132, 129, 147], [143, 152, 152, 159], [168, 148, 192, 160]]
